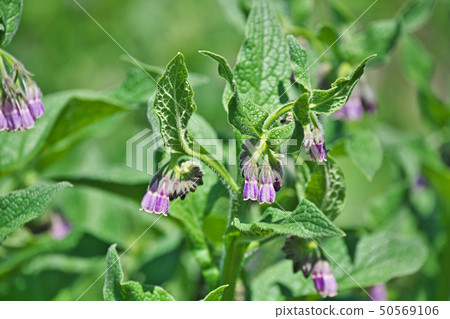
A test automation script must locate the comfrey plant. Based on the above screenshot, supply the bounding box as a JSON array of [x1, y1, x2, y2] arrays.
[[0, 50, 45, 131], [139, 0, 374, 300]]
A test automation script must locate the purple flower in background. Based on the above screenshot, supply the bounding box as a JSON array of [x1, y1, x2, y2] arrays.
[[312, 259, 338, 298], [141, 161, 204, 216], [49, 213, 72, 240], [370, 283, 388, 301], [334, 82, 378, 121], [333, 93, 363, 121]]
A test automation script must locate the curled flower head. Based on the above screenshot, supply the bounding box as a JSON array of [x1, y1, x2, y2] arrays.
[[140, 160, 204, 216], [0, 54, 45, 132], [312, 259, 338, 298], [282, 236, 319, 278], [302, 124, 327, 163], [240, 139, 283, 204]]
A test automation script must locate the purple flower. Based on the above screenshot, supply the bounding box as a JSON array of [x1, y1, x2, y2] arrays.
[[302, 125, 327, 163], [334, 83, 377, 121], [141, 161, 204, 216], [370, 283, 388, 301], [258, 161, 276, 204], [0, 108, 7, 131], [49, 213, 72, 240], [309, 142, 327, 163], [3, 99, 23, 131], [333, 93, 363, 121], [242, 160, 259, 201], [312, 259, 338, 298], [0, 56, 45, 132], [26, 83, 45, 119], [19, 100, 35, 129]]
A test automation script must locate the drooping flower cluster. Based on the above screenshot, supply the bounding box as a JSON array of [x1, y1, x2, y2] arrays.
[[302, 123, 327, 163], [141, 160, 204, 216], [240, 140, 283, 204], [0, 54, 45, 132], [283, 236, 338, 298]]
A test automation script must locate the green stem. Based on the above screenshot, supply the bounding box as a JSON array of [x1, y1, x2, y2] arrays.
[[185, 139, 239, 194], [220, 190, 249, 301], [262, 101, 295, 130]]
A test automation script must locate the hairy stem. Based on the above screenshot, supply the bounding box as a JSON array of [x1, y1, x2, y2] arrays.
[[220, 190, 249, 301], [262, 101, 295, 130]]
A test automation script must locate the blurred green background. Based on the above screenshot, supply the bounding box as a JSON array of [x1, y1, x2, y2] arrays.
[[1, 0, 449, 301]]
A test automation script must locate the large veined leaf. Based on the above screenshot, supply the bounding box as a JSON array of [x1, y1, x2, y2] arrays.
[[0, 182, 70, 244], [305, 156, 346, 221], [103, 244, 175, 301], [232, 198, 344, 240], [339, 232, 428, 289], [0, 0, 22, 47], [251, 232, 428, 300], [309, 55, 375, 114], [152, 53, 196, 154], [0, 90, 130, 174], [233, 0, 290, 111], [287, 35, 310, 91]]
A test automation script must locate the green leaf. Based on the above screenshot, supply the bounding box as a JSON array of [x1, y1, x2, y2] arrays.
[[399, 0, 435, 32], [233, 198, 344, 239], [341, 20, 400, 64], [104, 244, 175, 301], [0, 182, 70, 244], [202, 284, 229, 301], [305, 156, 346, 221], [152, 53, 196, 154], [0, 0, 22, 47], [309, 55, 375, 114], [339, 232, 428, 289], [234, 0, 290, 111], [417, 88, 450, 127], [201, 50, 269, 137], [251, 232, 428, 300], [293, 93, 310, 126], [0, 90, 129, 174], [401, 34, 435, 89], [169, 167, 225, 289], [228, 93, 270, 137], [250, 237, 350, 300], [200, 50, 235, 90], [346, 130, 383, 181], [287, 35, 310, 91], [267, 122, 295, 144]]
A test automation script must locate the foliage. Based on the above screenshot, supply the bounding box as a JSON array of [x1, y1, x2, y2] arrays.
[[0, 0, 448, 302]]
